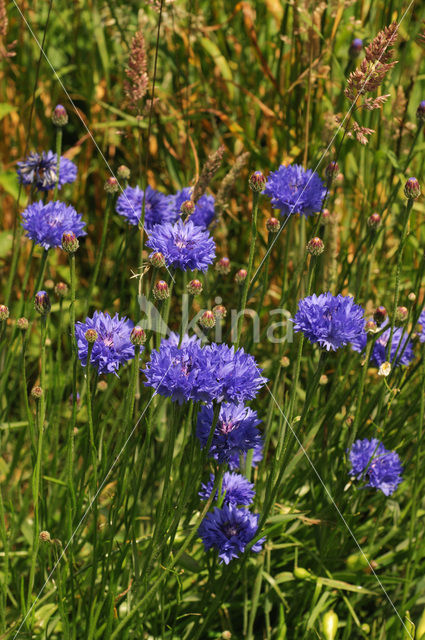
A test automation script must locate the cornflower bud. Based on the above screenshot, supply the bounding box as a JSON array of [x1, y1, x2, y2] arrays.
[[215, 257, 231, 274], [408, 292, 416, 303], [117, 165, 130, 181], [396, 306, 408, 322], [321, 208, 331, 223], [39, 530, 52, 542], [187, 279, 203, 295], [180, 200, 195, 216], [130, 326, 146, 345], [416, 100, 425, 123], [248, 171, 266, 192], [322, 610, 338, 640], [85, 329, 98, 343], [213, 304, 227, 319], [367, 213, 381, 230], [51, 104, 68, 127], [235, 268, 247, 284], [31, 386, 43, 399], [280, 356, 290, 367], [199, 310, 216, 329], [55, 282, 68, 298], [378, 361, 391, 377], [325, 161, 339, 181], [150, 252, 166, 268], [97, 380, 108, 392], [365, 320, 378, 334], [404, 177, 421, 200], [307, 237, 324, 256], [373, 306, 387, 325], [17, 317, 29, 331], [153, 280, 169, 301], [62, 231, 79, 254], [0, 304, 9, 321], [44, 278, 54, 290], [349, 37, 363, 57], [266, 217, 280, 233], [35, 291, 51, 315], [104, 176, 119, 194]]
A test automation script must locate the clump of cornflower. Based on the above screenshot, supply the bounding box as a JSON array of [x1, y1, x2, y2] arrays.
[[75, 311, 135, 375], [168, 187, 216, 228], [351, 320, 414, 367], [22, 201, 86, 250], [115, 184, 172, 229], [198, 504, 265, 564], [196, 402, 262, 463], [293, 293, 365, 351], [199, 472, 255, 506], [17, 151, 77, 191], [263, 164, 326, 217], [228, 442, 264, 473], [348, 438, 403, 496], [202, 343, 267, 403], [146, 219, 216, 272]]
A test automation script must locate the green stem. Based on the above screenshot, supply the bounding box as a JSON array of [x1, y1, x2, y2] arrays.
[[86, 193, 113, 306], [347, 336, 374, 450], [53, 127, 63, 200], [236, 191, 259, 349]]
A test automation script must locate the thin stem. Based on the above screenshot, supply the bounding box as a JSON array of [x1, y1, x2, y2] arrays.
[[236, 191, 259, 349], [53, 127, 63, 200], [86, 194, 113, 307]]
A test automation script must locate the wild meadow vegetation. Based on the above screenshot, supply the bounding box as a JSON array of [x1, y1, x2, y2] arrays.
[[2, 0, 425, 638]]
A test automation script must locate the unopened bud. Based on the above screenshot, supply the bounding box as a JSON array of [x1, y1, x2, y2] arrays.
[[0, 304, 9, 321], [408, 292, 416, 303], [307, 237, 324, 256], [417, 101, 425, 123], [293, 567, 313, 580], [325, 161, 339, 181], [365, 320, 378, 334], [180, 200, 195, 216], [31, 386, 43, 400], [39, 530, 52, 542], [396, 306, 408, 322], [104, 176, 119, 194], [85, 329, 98, 343], [367, 213, 381, 230], [153, 280, 169, 301], [44, 278, 54, 290], [150, 252, 166, 268], [55, 282, 68, 298], [349, 37, 363, 57], [321, 208, 331, 223], [62, 231, 79, 254], [319, 374, 328, 385], [35, 291, 51, 315], [215, 257, 231, 274], [213, 304, 227, 320], [248, 171, 266, 192], [187, 279, 203, 295], [199, 310, 216, 329], [404, 177, 421, 200], [235, 268, 247, 284], [266, 217, 280, 233], [378, 361, 391, 377], [373, 306, 387, 325], [221, 633, 232, 640], [130, 326, 146, 346], [280, 356, 290, 367], [97, 380, 108, 392], [51, 104, 68, 127], [117, 165, 130, 181], [17, 317, 29, 331], [322, 610, 339, 640], [403, 613, 415, 640]]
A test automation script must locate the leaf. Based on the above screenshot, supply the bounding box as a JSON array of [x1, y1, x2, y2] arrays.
[[0, 103, 16, 120], [0, 171, 27, 204], [318, 577, 376, 595], [199, 38, 234, 100]]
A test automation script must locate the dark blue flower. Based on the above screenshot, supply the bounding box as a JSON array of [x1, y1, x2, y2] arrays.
[[351, 320, 414, 367], [202, 343, 267, 403], [146, 219, 216, 272], [348, 438, 403, 496], [75, 311, 135, 375], [263, 164, 326, 217], [228, 442, 264, 473], [168, 187, 216, 228], [22, 200, 86, 250], [115, 185, 172, 229], [199, 472, 255, 506], [294, 293, 365, 351], [196, 402, 262, 463], [417, 309, 425, 343], [198, 504, 265, 564], [17, 150, 77, 191]]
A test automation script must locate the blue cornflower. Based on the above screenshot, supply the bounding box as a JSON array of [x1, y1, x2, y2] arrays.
[[17, 150, 77, 191], [75, 311, 135, 375], [161, 331, 202, 348], [228, 442, 264, 473], [351, 321, 414, 367], [294, 293, 365, 351], [348, 438, 403, 496], [264, 164, 326, 217], [198, 504, 265, 564], [202, 343, 267, 403], [146, 219, 216, 272], [196, 402, 262, 463], [168, 187, 216, 228], [115, 185, 172, 230], [143, 339, 213, 404], [417, 309, 425, 343], [199, 472, 255, 506], [22, 200, 86, 250]]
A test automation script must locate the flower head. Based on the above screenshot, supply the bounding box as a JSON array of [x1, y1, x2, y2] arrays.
[[199, 472, 255, 506], [168, 187, 216, 228], [351, 320, 414, 367], [115, 185, 172, 229], [198, 504, 265, 564], [294, 293, 365, 351], [147, 219, 216, 272], [75, 312, 135, 375], [196, 402, 262, 463], [348, 438, 403, 496], [264, 164, 326, 217], [22, 201, 86, 250], [17, 151, 77, 191]]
